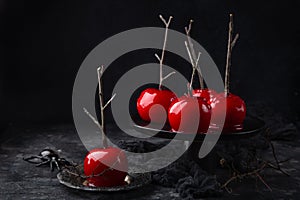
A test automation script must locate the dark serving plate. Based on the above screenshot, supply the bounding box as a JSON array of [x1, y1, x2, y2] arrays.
[[133, 117, 265, 142], [57, 165, 151, 192]]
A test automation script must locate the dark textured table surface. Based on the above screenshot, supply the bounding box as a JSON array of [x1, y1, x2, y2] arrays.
[[0, 124, 299, 200]]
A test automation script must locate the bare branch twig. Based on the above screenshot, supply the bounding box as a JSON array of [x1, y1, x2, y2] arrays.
[[97, 66, 108, 148], [231, 33, 239, 49], [185, 41, 194, 66], [221, 162, 268, 191], [255, 172, 272, 191], [267, 140, 290, 176], [83, 108, 102, 130], [154, 53, 161, 62], [158, 14, 173, 90], [221, 133, 290, 193], [162, 72, 176, 81], [195, 52, 201, 68], [185, 19, 204, 89], [185, 41, 202, 92], [103, 93, 116, 110], [83, 67, 116, 149], [224, 14, 239, 96], [185, 20, 197, 61]]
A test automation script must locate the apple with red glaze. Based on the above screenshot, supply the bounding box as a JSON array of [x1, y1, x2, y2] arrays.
[[84, 147, 128, 187], [210, 93, 246, 132], [168, 96, 211, 134], [209, 14, 247, 132], [192, 88, 218, 104], [137, 88, 177, 123]]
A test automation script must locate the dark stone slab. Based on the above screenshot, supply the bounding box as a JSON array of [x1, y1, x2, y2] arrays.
[[0, 124, 299, 199]]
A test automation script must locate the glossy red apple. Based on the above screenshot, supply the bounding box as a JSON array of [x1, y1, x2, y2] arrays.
[[137, 88, 177, 123], [210, 93, 246, 132], [192, 88, 217, 104], [84, 147, 128, 187], [168, 96, 212, 134]]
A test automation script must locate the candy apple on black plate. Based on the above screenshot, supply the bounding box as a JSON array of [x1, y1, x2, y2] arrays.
[[83, 66, 128, 187], [210, 93, 246, 131], [210, 14, 246, 132], [136, 15, 176, 124], [84, 147, 128, 187], [167, 24, 212, 134], [168, 95, 212, 134]]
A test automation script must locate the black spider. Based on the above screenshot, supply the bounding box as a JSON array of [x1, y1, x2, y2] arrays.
[[23, 148, 73, 171]]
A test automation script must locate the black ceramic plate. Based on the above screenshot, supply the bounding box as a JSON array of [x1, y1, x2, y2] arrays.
[[57, 166, 151, 192], [133, 117, 265, 142]]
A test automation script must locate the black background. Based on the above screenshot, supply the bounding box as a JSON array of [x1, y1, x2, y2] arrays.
[[0, 0, 299, 132]]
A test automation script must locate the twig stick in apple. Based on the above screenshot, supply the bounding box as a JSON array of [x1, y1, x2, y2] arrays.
[[97, 66, 108, 148], [224, 14, 239, 96], [185, 41, 201, 94], [83, 66, 116, 148], [155, 14, 174, 90], [185, 20, 204, 89], [83, 108, 102, 130]]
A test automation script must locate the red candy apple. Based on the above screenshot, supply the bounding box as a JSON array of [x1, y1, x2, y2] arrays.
[[137, 15, 176, 124], [209, 14, 246, 132], [137, 88, 176, 123], [84, 147, 128, 187], [83, 66, 128, 188], [168, 96, 211, 134], [166, 20, 214, 134], [210, 93, 246, 131]]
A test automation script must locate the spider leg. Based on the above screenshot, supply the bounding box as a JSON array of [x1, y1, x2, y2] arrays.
[[58, 158, 72, 167], [54, 159, 60, 171], [49, 158, 60, 171], [35, 158, 51, 167], [50, 160, 54, 171], [23, 155, 44, 164]]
